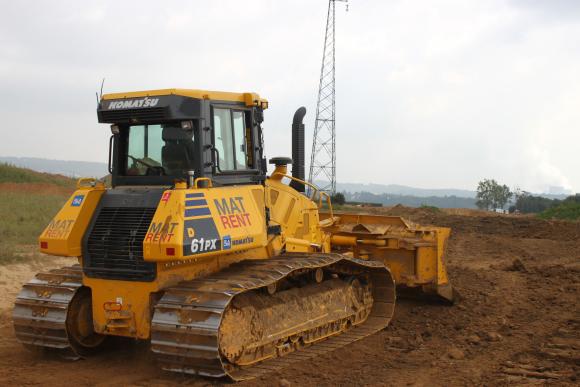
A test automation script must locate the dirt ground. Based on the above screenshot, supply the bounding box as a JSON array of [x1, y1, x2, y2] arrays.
[[0, 207, 578, 386]]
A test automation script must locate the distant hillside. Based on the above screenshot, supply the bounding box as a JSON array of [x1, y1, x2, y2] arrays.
[[0, 157, 107, 178], [345, 191, 477, 209], [321, 181, 570, 201], [335, 182, 476, 198], [0, 163, 75, 188], [0, 157, 571, 202]]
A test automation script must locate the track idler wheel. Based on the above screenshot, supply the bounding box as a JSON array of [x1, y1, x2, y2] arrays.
[[66, 287, 107, 356], [313, 268, 324, 283]]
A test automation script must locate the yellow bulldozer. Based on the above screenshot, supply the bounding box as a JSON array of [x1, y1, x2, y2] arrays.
[[13, 88, 454, 380]]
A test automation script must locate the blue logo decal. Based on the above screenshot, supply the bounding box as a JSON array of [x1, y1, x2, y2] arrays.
[[71, 195, 84, 207], [223, 235, 231, 250]]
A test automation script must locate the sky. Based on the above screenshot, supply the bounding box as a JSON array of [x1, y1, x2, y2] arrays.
[[1, 0, 579, 193]]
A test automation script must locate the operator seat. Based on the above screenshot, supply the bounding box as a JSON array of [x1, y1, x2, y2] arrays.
[[161, 126, 195, 175]]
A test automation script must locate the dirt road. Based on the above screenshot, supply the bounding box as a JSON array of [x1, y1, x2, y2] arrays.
[[0, 208, 578, 386]]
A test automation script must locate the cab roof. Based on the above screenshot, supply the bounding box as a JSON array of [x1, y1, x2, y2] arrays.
[[101, 88, 268, 109]]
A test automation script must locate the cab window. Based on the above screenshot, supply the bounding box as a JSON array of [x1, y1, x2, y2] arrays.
[[213, 108, 249, 171], [124, 123, 196, 176]]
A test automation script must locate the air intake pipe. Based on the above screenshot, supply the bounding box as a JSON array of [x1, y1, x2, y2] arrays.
[[290, 107, 307, 192]]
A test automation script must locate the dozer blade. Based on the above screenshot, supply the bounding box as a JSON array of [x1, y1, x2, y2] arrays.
[[320, 212, 456, 303], [150, 253, 395, 380]]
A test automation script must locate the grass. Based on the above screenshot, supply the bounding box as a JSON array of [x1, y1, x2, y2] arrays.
[[538, 202, 580, 221], [0, 191, 69, 264], [0, 163, 75, 263], [0, 163, 75, 187]]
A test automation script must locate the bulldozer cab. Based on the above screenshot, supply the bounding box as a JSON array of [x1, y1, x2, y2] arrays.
[[97, 89, 269, 187]]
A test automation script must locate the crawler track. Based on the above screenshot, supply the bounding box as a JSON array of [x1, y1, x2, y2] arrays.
[[151, 253, 396, 380], [12, 265, 83, 359]]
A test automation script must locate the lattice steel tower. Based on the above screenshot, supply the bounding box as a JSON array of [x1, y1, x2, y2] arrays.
[[308, 0, 348, 195]]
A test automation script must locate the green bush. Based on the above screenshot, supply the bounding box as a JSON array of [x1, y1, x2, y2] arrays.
[[538, 201, 580, 221], [420, 204, 440, 212], [515, 192, 558, 213]]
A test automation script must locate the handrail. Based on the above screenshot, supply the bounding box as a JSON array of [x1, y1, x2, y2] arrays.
[[270, 172, 333, 219], [107, 135, 114, 174], [76, 177, 96, 188], [318, 191, 334, 220], [271, 172, 318, 199]]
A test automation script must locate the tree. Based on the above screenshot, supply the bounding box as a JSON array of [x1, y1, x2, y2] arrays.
[[493, 183, 513, 209], [513, 190, 559, 214], [476, 179, 512, 210], [476, 179, 494, 210], [331, 192, 346, 205]]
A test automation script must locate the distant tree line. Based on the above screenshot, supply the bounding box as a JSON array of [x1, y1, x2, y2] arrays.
[[331, 192, 346, 205], [475, 177, 579, 216], [344, 191, 477, 208], [512, 191, 580, 214], [538, 195, 580, 220]]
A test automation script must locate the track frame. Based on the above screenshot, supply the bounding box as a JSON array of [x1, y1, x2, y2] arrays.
[[151, 253, 396, 380]]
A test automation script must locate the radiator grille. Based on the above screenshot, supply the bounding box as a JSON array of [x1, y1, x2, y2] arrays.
[[85, 207, 156, 281], [99, 107, 167, 123]]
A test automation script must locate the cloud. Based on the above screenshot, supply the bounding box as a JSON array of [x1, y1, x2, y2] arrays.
[[0, 0, 578, 193]]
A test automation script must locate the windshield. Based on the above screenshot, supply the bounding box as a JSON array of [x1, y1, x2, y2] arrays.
[[124, 123, 197, 176]]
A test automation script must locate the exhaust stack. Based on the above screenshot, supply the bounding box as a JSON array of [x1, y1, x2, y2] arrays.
[[290, 107, 307, 192]]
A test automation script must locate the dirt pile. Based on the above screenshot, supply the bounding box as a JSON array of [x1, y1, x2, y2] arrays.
[[0, 207, 578, 386]]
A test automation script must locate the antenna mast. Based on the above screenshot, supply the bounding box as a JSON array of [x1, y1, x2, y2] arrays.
[[308, 0, 348, 195]]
